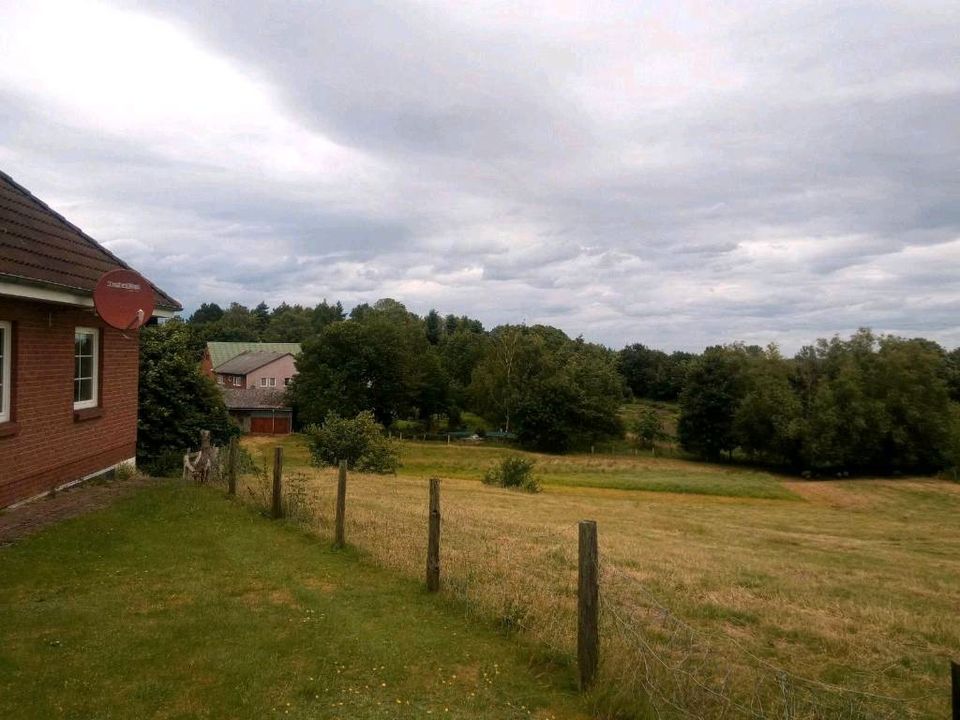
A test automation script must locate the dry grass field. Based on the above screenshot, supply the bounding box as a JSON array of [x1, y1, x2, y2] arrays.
[[241, 436, 960, 719]]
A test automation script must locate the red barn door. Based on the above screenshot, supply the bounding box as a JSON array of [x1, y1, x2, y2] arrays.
[[250, 414, 291, 434]]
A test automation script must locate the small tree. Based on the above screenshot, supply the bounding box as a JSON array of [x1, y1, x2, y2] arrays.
[[304, 411, 399, 473], [138, 320, 237, 475], [482, 456, 540, 492], [631, 407, 664, 450]]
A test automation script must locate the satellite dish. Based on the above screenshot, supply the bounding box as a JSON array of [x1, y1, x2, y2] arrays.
[[93, 268, 155, 330]]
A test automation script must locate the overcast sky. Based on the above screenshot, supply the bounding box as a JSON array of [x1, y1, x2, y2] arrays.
[[1, 0, 958, 351]]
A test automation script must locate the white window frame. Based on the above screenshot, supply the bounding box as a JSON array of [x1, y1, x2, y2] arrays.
[[74, 327, 100, 411], [0, 320, 11, 423], [216, 375, 223, 385]]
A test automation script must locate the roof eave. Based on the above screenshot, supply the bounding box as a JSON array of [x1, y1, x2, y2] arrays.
[[0, 274, 182, 316], [0, 169, 183, 311], [226, 405, 292, 411]]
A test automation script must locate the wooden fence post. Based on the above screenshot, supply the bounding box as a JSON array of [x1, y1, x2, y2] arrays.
[[952, 660, 959, 720], [198, 430, 212, 484], [334, 460, 347, 548], [271, 446, 283, 519], [578, 520, 599, 691], [426, 478, 441, 592], [227, 436, 237, 496]]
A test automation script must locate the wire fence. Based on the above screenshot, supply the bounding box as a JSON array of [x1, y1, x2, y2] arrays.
[[598, 562, 921, 719], [213, 444, 945, 720]]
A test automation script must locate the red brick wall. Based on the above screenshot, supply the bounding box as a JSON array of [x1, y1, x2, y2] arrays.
[[0, 298, 139, 507], [200, 348, 214, 378]]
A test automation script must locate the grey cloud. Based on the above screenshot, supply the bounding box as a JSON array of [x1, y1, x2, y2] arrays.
[[119, 0, 586, 161], [1, 0, 958, 351]]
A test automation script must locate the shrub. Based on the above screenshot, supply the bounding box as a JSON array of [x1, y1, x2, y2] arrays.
[[305, 411, 400, 473], [243, 452, 310, 519], [140, 449, 188, 478], [138, 320, 237, 467], [114, 461, 139, 481], [482, 456, 540, 492], [631, 407, 664, 449]]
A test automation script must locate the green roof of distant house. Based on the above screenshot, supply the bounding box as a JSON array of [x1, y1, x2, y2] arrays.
[[215, 351, 292, 375], [206, 342, 302, 369]]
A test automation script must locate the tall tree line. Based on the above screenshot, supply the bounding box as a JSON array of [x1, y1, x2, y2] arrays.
[[187, 300, 345, 342], [187, 298, 626, 452], [676, 332, 960, 474], [184, 298, 960, 473]]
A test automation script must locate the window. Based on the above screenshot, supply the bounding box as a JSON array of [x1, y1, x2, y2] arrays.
[[260, 377, 276, 387], [216, 375, 223, 385], [74, 327, 99, 410], [284, 377, 292, 386], [234, 376, 242, 386], [0, 321, 10, 423]]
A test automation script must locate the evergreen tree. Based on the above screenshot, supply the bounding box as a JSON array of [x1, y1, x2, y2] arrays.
[[138, 320, 236, 474], [425, 309, 443, 345]]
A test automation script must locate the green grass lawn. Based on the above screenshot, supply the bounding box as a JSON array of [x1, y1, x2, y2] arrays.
[[393, 441, 796, 500], [0, 482, 587, 720]]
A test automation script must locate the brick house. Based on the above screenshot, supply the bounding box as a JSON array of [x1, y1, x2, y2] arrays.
[[0, 170, 181, 508], [212, 350, 298, 390], [199, 342, 299, 434], [202, 341, 301, 386]]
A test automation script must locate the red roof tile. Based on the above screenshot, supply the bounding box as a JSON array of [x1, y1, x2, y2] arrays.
[[0, 170, 181, 311]]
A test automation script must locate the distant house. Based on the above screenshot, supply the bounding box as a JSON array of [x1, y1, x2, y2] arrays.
[[213, 350, 298, 389], [202, 342, 301, 434], [202, 341, 301, 385], [0, 170, 181, 507]]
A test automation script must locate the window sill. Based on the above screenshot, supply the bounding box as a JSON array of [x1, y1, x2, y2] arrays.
[[74, 407, 103, 422], [0, 421, 20, 438]]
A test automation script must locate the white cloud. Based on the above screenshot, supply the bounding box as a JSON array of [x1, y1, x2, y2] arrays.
[[0, 0, 957, 352], [0, 0, 388, 199]]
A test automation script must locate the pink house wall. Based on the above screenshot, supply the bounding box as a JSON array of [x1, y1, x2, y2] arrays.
[[246, 354, 298, 388]]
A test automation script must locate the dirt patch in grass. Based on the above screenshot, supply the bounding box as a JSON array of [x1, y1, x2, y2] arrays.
[[237, 585, 301, 609], [301, 576, 337, 593]]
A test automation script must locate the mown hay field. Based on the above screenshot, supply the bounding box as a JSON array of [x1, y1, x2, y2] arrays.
[[241, 436, 960, 719]]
